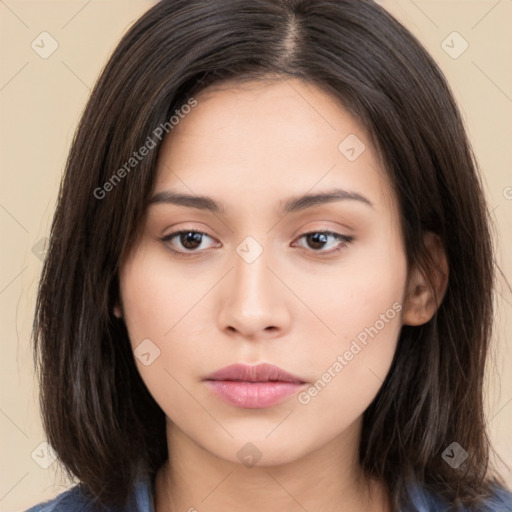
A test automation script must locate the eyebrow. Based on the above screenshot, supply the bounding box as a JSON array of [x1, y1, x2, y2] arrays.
[[148, 187, 373, 214]]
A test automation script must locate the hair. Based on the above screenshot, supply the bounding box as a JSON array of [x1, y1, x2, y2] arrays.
[[33, 0, 509, 509]]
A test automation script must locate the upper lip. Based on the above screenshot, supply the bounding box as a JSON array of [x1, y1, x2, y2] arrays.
[[204, 363, 306, 383]]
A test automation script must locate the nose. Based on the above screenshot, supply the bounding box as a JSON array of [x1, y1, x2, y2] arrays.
[[216, 241, 292, 341]]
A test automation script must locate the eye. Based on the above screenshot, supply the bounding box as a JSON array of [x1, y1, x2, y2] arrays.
[[292, 231, 353, 255], [160, 229, 353, 257], [161, 230, 218, 256]]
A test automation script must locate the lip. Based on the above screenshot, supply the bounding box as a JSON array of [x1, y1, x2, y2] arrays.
[[204, 363, 307, 409]]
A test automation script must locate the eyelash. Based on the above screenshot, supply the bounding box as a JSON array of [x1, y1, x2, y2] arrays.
[[160, 229, 353, 258]]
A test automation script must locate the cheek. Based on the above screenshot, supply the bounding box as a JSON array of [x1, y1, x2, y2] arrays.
[[295, 231, 406, 349], [294, 234, 406, 409], [118, 245, 215, 390], [119, 246, 209, 346], [295, 286, 404, 444]]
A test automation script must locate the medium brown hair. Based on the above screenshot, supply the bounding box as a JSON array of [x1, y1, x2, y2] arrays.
[[33, 0, 508, 509]]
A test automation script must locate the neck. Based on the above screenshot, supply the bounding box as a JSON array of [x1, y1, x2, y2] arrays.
[[154, 419, 391, 512]]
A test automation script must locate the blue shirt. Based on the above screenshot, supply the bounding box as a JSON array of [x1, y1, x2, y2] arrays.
[[24, 476, 512, 512]]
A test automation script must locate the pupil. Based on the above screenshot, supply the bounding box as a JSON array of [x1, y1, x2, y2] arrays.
[[308, 233, 327, 250], [181, 232, 202, 249]]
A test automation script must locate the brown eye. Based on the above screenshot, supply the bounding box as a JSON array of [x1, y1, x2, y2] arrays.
[[177, 231, 204, 250], [161, 230, 217, 255], [293, 231, 353, 254]]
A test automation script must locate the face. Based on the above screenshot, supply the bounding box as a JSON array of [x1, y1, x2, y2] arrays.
[[118, 78, 409, 466]]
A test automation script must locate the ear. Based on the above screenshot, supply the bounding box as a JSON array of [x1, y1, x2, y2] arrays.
[[113, 301, 123, 318], [402, 231, 449, 326]]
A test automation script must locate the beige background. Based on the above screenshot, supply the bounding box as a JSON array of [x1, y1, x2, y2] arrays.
[[1, 1, 511, 511]]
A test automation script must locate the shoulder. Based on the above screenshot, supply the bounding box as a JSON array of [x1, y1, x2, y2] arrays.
[[23, 485, 97, 512], [482, 485, 512, 511], [23, 477, 154, 512], [405, 481, 512, 511]]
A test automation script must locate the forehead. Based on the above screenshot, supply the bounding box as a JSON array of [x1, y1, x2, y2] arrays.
[[162, 77, 366, 157], [153, 78, 393, 216]]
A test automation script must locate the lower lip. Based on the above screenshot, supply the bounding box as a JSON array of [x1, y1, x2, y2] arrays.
[[205, 380, 305, 408]]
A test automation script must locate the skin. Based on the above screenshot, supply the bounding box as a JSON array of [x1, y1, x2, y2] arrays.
[[116, 77, 448, 512]]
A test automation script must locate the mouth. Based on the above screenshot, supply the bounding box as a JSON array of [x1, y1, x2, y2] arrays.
[[203, 363, 307, 409]]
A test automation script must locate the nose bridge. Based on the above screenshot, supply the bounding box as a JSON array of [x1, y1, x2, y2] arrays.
[[217, 233, 290, 336], [232, 234, 277, 309]]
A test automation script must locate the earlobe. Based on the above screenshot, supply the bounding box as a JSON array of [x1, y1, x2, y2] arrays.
[[402, 232, 449, 326], [113, 303, 123, 318]]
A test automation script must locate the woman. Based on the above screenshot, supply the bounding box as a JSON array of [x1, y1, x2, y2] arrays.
[[26, 0, 512, 510]]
